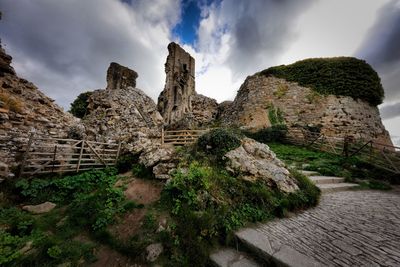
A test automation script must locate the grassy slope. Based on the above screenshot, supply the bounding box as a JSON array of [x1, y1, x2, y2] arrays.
[[1, 131, 322, 266]]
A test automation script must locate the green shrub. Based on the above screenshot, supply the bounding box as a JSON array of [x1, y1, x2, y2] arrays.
[[132, 163, 154, 179], [359, 179, 392, 190], [15, 168, 118, 204], [116, 153, 138, 173], [244, 125, 288, 144], [69, 91, 92, 118], [0, 230, 26, 265], [197, 128, 241, 158], [259, 57, 384, 106]]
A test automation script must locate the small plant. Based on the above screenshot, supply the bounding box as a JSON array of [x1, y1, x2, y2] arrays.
[[266, 104, 285, 126], [69, 91, 92, 118], [273, 83, 289, 98], [0, 91, 23, 113]]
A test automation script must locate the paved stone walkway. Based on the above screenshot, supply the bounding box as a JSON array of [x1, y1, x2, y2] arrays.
[[239, 190, 400, 267]]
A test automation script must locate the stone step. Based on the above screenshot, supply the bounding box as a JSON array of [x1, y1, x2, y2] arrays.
[[210, 248, 261, 267], [317, 183, 359, 193], [235, 228, 320, 267], [300, 170, 319, 176], [309, 176, 345, 184]]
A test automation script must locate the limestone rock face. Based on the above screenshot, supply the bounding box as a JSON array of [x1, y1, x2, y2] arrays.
[[0, 44, 81, 179], [157, 42, 195, 125], [220, 75, 393, 146], [106, 62, 138, 90], [224, 138, 299, 193]]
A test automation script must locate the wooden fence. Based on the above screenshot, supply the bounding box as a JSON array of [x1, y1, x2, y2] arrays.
[[19, 134, 121, 177], [162, 129, 210, 145], [285, 129, 400, 174]]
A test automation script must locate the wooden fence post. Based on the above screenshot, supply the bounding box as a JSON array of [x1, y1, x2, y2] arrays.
[[76, 140, 85, 172], [52, 145, 58, 173], [115, 142, 122, 164], [18, 132, 35, 178]]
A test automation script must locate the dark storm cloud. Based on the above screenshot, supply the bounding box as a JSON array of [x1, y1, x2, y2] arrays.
[[0, 0, 180, 109], [356, 0, 400, 104], [380, 102, 400, 120], [222, 0, 316, 77]]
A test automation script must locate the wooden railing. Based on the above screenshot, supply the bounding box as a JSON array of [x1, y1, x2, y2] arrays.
[[162, 129, 210, 145], [285, 129, 400, 174], [19, 134, 121, 177]]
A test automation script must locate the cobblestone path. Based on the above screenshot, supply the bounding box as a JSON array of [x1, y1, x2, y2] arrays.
[[251, 190, 400, 266]]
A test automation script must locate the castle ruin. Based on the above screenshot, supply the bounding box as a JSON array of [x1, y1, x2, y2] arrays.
[[157, 42, 195, 125]]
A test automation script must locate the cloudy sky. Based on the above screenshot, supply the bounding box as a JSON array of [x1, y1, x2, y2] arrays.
[[1, 0, 399, 145]]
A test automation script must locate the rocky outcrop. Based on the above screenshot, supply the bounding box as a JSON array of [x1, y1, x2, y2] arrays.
[[224, 138, 299, 193], [0, 44, 81, 179], [220, 75, 393, 146], [158, 42, 195, 125], [106, 62, 138, 90], [0, 46, 15, 76], [83, 64, 164, 154], [139, 145, 177, 180]]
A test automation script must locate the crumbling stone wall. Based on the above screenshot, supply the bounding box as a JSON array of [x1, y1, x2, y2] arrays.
[[0, 45, 81, 179], [83, 63, 164, 154], [220, 75, 393, 146], [157, 42, 195, 125]]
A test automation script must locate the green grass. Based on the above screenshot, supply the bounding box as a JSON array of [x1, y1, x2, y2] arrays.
[[1, 168, 140, 266], [268, 143, 349, 176]]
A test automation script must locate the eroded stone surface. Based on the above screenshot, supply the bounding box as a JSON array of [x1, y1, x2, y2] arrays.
[[220, 75, 393, 147], [239, 190, 400, 267], [158, 42, 195, 125], [224, 138, 299, 193], [106, 62, 138, 90]]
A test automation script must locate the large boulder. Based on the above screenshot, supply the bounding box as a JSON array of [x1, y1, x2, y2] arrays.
[[224, 138, 299, 193]]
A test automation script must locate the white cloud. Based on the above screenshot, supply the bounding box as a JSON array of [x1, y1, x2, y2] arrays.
[[1, 0, 181, 109]]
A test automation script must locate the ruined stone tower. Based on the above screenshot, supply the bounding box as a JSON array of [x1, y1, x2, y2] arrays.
[[157, 42, 195, 125], [106, 62, 138, 90]]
